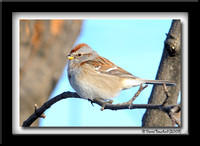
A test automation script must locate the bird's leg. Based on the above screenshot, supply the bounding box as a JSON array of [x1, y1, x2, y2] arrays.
[[88, 98, 113, 111], [88, 99, 95, 106], [100, 100, 113, 111]]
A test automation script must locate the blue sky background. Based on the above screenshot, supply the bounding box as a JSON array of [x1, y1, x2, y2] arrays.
[[39, 19, 177, 127]]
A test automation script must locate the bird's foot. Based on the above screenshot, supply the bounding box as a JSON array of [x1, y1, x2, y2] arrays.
[[101, 100, 113, 111]]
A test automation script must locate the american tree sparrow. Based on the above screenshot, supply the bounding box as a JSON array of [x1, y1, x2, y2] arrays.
[[67, 43, 175, 101]]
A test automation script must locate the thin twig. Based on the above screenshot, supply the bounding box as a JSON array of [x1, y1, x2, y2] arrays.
[[126, 84, 148, 104], [34, 104, 46, 118], [162, 84, 170, 107], [161, 84, 181, 127]]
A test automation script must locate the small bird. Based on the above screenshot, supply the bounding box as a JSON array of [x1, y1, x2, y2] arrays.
[[67, 43, 175, 101]]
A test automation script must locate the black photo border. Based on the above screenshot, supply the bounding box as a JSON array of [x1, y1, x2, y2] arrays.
[[1, 1, 196, 140]]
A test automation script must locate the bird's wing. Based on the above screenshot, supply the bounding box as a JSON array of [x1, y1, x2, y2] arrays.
[[83, 56, 137, 79]]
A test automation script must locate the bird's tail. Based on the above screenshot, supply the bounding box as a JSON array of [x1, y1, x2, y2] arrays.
[[142, 79, 176, 86]]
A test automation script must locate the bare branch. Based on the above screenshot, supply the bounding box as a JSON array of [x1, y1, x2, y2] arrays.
[[163, 103, 181, 127], [22, 92, 78, 127], [100, 84, 147, 111], [22, 89, 180, 127]]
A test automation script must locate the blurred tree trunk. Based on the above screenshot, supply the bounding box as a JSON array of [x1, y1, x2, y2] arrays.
[[142, 20, 181, 127], [20, 20, 82, 126]]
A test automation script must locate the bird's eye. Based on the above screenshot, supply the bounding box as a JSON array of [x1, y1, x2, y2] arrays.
[[77, 53, 82, 57]]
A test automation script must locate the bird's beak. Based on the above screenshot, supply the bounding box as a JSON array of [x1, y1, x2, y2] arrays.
[[67, 55, 74, 60]]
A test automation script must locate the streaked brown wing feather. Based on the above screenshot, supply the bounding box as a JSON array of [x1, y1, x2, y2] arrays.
[[82, 56, 137, 79]]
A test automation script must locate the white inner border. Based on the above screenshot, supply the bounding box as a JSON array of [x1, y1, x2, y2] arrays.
[[12, 12, 188, 135]]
